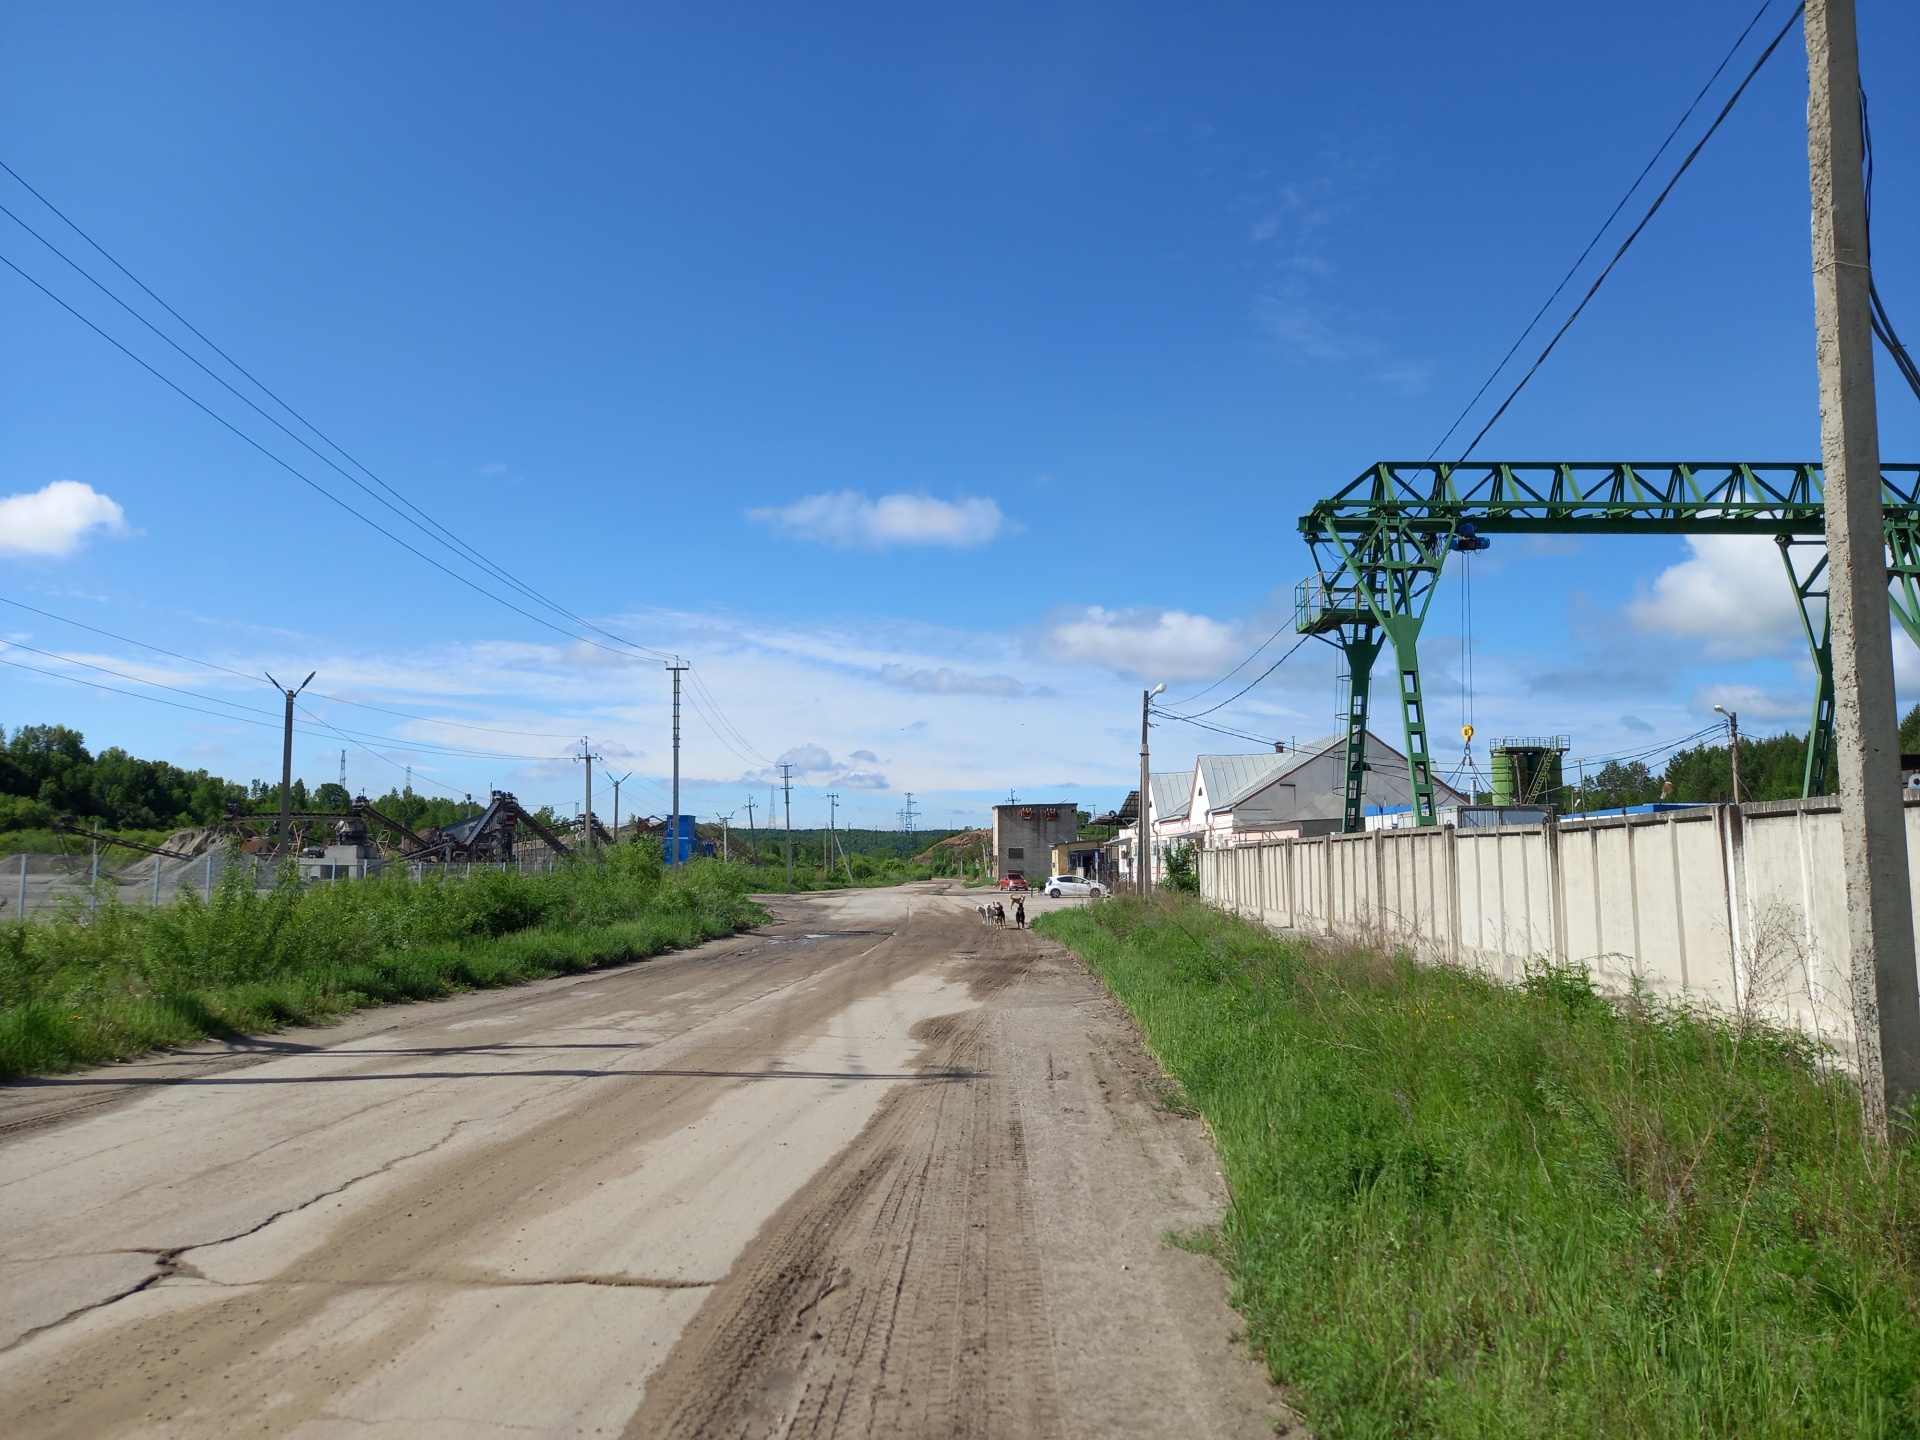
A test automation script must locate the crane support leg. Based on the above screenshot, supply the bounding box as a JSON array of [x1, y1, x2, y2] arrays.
[[1337, 628, 1383, 834], [1779, 537, 1836, 797], [1382, 616, 1438, 825], [1885, 520, 1920, 651]]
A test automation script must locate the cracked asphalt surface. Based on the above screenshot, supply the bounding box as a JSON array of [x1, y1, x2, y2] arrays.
[[0, 884, 1290, 1438]]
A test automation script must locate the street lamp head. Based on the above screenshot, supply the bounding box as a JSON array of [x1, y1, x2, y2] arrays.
[[1150, 682, 1166, 697], [1713, 704, 1728, 717]]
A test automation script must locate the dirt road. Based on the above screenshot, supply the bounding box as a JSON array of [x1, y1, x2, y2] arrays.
[[0, 884, 1289, 1438]]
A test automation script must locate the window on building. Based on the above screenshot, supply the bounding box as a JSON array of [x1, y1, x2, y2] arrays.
[[1007, 847, 1024, 859]]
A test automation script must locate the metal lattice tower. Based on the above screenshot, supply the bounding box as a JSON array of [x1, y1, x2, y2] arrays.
[[1296, 461, 1920, 832]]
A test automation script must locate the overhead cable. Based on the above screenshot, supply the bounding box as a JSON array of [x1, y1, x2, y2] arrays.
[[0, 594, 585, 741], [0, 640, 561, 763], [1152, 712, 1286, 747], [1164, 615, 1295, 710], [1861, 91, 1920, 407], [1157, 633, 1314, 723], [1453, 1, 1806, 460], [0, 164, 678, 666], [0, 164, 774, 760], [1428, 0, 1778, 460]]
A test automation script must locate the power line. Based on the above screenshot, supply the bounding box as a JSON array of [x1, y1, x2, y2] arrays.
[[1453, 1, 1806, 460], [1157, 633, 1314, 723], [1164, 615, 1294, 709], [1153, 712, 1286, 747], [0, 163, 678, 665], [0, 593, 585, 741], [1428, 0, 1780, 459], [0, 165, 774, 759], [0, 638, 562, 763], [0, 251, 663, 665], [1860, 90, 1920, 408]]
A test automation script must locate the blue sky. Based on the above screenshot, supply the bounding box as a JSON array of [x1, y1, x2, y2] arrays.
[[2, 1, 1917, 828]]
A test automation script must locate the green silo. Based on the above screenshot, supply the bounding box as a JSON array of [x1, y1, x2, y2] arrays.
[[1490, 737, 1568, 808]]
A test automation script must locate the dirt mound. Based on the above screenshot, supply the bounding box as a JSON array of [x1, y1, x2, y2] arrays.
[[913, 828, 988, 864]]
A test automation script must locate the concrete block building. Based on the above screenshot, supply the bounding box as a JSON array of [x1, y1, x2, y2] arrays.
[[990, 801, 1079, 881]]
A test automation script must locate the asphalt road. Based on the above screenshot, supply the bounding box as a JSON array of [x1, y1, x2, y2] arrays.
[[0, 883, 1290, 1438]]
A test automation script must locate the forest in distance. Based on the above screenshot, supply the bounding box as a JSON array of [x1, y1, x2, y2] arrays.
[[0, 723, 968, 864], [10, 705, 1920, 855], [1564, 703, 1920, 809]]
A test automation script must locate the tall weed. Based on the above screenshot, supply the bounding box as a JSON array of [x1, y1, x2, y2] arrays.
[[0, 844, 762, 1077], [1039, 894, 1920, 1439]]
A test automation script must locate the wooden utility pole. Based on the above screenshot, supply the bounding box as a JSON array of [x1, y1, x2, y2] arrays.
[[1715, 705, 1742, 801], [1806, 0, 1920, 1140]]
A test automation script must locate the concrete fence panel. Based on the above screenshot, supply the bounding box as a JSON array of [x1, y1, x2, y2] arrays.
[[1197, 798, 1920, 1063]]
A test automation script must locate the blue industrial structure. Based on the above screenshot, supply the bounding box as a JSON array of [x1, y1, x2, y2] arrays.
[[662, 814, 696, 865]]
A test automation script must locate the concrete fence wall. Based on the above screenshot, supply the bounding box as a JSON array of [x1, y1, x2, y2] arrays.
[[1197, 797, 1920, 1060]]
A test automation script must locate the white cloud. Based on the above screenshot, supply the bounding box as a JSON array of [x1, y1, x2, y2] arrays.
[[1036, 604, 1241, 681], [1626, 536, 1802, 660], [748, 491, 1006, 550], [879, 663, 1028, 697], [0, 480, 130, 557], [1688, 683, 1808, 724]]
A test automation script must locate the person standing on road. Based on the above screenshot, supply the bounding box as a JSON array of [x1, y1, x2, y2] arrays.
[[1013, 897, 1026, 929]]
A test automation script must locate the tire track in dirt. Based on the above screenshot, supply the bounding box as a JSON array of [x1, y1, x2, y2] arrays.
[[628, 931, 1065, 1440]]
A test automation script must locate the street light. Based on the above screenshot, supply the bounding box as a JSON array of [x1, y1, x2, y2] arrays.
[[1713, 704, 1741, 804], [1140, 682, 1165, 892]]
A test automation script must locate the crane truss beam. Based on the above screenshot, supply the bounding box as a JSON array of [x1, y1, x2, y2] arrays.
[[1296, 462, 1920, 832]]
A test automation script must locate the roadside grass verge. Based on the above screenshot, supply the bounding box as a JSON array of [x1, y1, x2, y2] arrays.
[[1037, 893, 1920, 1439], [0, 846, 763, 1078]]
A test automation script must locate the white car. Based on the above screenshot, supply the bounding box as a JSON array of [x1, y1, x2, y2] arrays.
[[1044, 875, 1103, 899]]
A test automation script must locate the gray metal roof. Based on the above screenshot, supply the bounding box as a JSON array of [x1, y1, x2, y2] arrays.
[[1272, 732, 1468, 804], [1149, 771, 1192, 821], [1194, 752, 1293, 813]]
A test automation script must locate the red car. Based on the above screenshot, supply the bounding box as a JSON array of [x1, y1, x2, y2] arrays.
[[998, 871, 1028, 892]]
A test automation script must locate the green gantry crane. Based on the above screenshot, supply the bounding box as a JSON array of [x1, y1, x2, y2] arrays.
[[1295, 461, 1920, 833]]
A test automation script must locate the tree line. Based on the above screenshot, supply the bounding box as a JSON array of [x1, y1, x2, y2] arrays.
[[1565, 705, 1920, 810], [0, 723, 495, 836]]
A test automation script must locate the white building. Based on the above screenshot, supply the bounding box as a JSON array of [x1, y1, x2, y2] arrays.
[[1116, 733, 1467, 879]]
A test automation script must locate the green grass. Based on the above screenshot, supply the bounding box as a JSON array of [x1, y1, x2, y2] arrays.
[[0, 845, 763, 1078], [1038, 894, 1920, 1439]]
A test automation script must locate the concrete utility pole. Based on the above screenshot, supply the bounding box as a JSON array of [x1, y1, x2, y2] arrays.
[[575, 739, 600, 856], [828, 791, 853, 885], [265, 671, 315, 856], [1806, 0, 1920, 1140], [1139, 683, 1164, 892], [607, 771, 631, 848], [779, 763, 794, 892], [1714, 705, 1742, 802], [667, 662, 688, 867], [744, 795, 757, 867]]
